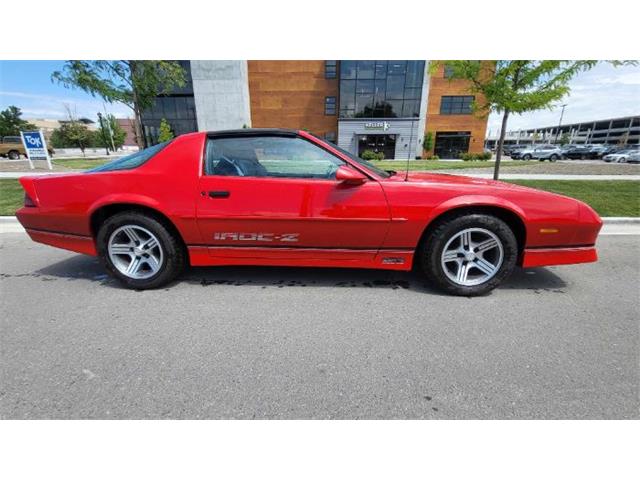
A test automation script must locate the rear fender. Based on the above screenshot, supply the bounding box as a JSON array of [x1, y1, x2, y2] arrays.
[[88, 194, 168, 220]]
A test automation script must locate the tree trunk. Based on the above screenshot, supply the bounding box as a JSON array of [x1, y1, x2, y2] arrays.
[[132, 106, 145, 150], [129, 61, 146, 150], [493, 110, 510, 180]]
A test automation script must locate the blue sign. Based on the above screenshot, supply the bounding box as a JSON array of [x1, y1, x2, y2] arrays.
[[22, 131, 45, 150], [20, 130, 52, 169]]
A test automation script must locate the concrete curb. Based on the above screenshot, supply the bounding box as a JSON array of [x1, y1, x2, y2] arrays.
[[2, 216, 639, 235]]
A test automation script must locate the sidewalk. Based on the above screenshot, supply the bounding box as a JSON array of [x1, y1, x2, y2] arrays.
[[1, 171, 639, 180], [2, 216, 638, 235], [450, 173, 640, 181]]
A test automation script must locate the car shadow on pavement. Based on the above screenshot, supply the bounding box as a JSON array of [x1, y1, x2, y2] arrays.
[[34, 254, 567, 295]]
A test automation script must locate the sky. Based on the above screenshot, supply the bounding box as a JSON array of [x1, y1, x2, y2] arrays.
[[1, 60, 639, 134], [0, 60, 131, 121]]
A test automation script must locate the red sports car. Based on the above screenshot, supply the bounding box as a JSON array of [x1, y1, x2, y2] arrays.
[[16, 129, 602, 295]]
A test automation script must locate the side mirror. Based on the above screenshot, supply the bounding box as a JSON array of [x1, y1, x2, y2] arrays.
[[335, 165, 367, 185]]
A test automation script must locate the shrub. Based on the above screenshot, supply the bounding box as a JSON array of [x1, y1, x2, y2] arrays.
[[361, 150, 384, 161], [460, 152, 492, 161], [360, 150, 377, 161]]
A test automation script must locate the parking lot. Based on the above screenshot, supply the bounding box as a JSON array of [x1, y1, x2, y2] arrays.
[[1, 231, 638, 419]]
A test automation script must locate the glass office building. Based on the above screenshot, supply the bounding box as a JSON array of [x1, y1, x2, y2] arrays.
[[140, 60, 198, 146], [140, 60, 488, 158], [336, 61, 428, 159]]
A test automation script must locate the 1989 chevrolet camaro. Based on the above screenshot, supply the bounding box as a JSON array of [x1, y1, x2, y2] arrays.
[[16, 129, 602, 295]]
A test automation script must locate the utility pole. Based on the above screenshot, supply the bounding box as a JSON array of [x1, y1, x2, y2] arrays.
[[97, 112, 109, 156], [554, 104, 568, 144]]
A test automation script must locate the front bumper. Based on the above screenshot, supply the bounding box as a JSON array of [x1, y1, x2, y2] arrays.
[[521, 245, 597, 268]]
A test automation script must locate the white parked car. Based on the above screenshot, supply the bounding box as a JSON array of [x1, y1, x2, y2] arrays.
[[511, 145, 551, 160], [603, 149, 637, 163], [531, 146, 563, 162], [627, 151, 640, 164]]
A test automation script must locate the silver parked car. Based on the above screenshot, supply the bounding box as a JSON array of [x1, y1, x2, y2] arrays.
[[627, 151, 640, 164], [603, 149, 637, 163], [531, 146, 563, 162]]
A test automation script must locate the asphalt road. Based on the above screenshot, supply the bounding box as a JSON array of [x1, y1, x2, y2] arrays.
[[1, 233, 638, 419]]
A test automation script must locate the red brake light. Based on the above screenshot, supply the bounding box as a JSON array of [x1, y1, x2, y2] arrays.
[[24, 192, 36, 207]]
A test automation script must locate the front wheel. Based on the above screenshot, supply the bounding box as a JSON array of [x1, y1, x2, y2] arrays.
[[8, 150, 20, 160], [96, 211, 186, 289], [523, 154, 532, 160], [418, 214, 518, 296]]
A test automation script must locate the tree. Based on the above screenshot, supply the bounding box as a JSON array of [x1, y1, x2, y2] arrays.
[[157, 118, 174, 142], [0, 106, 37, 137], [51, 61, 186, 149], [422, 131, 434, 156], [438, 60, 636, 179], [617, 131, 629, 146], [95, 114, 126, 154], [51, 109, 95, 155], [559, 132, 570, 145]]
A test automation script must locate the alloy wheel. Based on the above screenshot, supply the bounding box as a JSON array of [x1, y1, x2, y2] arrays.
[[441, 228, 504, 286], [108, 225, 164, 279]]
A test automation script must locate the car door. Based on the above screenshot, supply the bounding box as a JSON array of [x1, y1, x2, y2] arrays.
[[196, 133, 390, 257]]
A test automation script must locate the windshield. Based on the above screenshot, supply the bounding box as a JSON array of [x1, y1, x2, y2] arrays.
[[87, 141, 170, 173], [324, 141, 392, 178]]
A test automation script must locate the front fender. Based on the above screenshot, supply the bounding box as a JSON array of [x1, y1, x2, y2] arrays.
[[426, 195, 528, 225]]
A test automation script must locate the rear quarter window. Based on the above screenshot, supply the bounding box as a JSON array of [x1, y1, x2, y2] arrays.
[[87, 141, 170, 173]]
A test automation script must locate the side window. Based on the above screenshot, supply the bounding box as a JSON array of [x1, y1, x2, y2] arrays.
[[205, 136, 345, 179]]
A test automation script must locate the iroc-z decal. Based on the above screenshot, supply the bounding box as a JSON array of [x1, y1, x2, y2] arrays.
[[213, 232, 300, 242]]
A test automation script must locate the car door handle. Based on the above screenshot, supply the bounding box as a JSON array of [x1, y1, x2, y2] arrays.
[[208, 190, 230, 198]]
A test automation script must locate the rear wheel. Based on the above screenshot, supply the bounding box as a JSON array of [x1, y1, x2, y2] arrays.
[[96, 211, 186, 289], [418, 214, 518, 296], [8, 150, 20, 160], [523, 154, 532, 160], [550, 154, 558, 161]]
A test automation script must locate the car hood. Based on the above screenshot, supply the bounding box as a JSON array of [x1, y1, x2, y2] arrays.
[[385, 171, 520, 189], [384, 170, 578, 201]]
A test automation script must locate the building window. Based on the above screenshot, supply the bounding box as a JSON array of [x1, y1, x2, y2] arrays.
[[339, 60, 425, 119], [325, 61, 337, 79], [440, 96, 474, 115], [444, 65, 455, 79], [324, 131, 337, 143], [325, 96, 337, 115]]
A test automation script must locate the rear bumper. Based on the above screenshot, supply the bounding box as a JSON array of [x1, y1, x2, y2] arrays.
[[24, 228, 97, 256], [521, 245, 597, 268]]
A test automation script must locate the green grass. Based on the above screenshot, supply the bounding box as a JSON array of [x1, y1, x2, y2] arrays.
[[52, 157, 110, 170], [376, 160, 531, 171], [1, 178, 637, 217], [508, 180, 640, 217], [0, 179, 23, 215]]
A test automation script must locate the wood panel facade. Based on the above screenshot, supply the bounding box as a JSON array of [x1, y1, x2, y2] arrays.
[[247, 61, 338, 138], [425, 63, 490, 155]]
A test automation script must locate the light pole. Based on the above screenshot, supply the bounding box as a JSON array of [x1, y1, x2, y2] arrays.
[[97, 112, 109, 156], [554, 103, 567, 144]]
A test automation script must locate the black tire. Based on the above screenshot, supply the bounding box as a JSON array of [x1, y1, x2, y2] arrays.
[[550, 154, 558, 162], [418, 213, 518, 296], [96, 211, 186, 289], [8, 150, 20, 160], [523, 154, 531, 160]]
